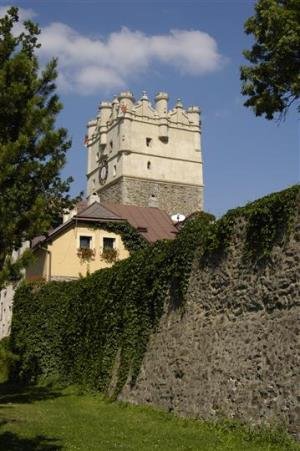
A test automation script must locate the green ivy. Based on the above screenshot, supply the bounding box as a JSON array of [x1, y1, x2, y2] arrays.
[[243, 186, 299, 262], [166, 211, 215, 307], [9, 185, 299, 395], [92, 222, 149, 254], [203, 184, 300, 264]]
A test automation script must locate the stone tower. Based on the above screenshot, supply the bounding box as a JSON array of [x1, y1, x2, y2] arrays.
[[86, 91, 203, 216]]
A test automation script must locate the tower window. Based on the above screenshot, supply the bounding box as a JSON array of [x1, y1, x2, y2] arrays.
[[109, 140, 113, 150], [147, 161, 151, 170], [146, 138, 152, 147]]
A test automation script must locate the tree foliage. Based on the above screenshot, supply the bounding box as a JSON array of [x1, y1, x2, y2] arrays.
[[240, 0, 300, 119], [0, 7, 75, 284]]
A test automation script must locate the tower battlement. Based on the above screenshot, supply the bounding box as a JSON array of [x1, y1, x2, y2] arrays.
[[86, 91, 203, 216]]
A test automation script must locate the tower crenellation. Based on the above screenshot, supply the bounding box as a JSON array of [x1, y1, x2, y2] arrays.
[[86, 91, 204, 216]]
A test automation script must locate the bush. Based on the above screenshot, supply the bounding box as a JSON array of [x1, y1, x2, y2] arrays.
[[0, 337, 18, 382]]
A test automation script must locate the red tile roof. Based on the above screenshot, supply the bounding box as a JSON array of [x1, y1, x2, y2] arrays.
[[31, 202, 177, 249], [76, 202, 121, 221], [102, 203, 177, 242]]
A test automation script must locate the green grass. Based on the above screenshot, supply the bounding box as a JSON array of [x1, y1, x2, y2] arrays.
[[0, 383, 298, 451]]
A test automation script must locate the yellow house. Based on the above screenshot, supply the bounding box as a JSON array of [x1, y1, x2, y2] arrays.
[[26, 202, 177, 282]]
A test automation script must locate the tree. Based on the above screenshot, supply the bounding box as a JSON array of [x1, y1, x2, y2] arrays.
[[0, 7, 76, 285], [240, 0, 300, 120]]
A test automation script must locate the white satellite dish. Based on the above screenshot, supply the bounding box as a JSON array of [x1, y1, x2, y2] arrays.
[[171, 213, 186, 223]]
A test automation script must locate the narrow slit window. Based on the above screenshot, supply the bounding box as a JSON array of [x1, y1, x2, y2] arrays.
[[146, 138, 152, 147], [113, 165, 116, 176], [147, 161, 151, 170]]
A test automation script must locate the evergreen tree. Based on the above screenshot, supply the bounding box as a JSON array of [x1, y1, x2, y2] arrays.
[[0, 7, 75, 285], [240, 0, 300, 120]]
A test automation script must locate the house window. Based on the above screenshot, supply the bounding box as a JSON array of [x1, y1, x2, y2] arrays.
[[79, 236, 92, 249], [146, 137, 152, 147], [103, 237, 115, 250], [113, 165, 116, 176], [147, 161, 151, 170]]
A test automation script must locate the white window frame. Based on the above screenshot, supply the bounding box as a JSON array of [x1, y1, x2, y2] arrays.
[[77, 233, 95, 250]]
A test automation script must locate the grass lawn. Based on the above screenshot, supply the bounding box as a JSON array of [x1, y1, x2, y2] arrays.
[[0, 383, 299, 451]]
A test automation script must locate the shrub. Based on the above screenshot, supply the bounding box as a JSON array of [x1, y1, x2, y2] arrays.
[[0, 337, 18, 382]]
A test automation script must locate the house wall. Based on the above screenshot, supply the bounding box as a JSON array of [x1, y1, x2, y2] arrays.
[[26, 225, 130, 281], [26, 248, 48, 281]]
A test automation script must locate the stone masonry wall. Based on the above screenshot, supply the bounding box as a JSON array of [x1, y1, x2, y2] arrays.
[[98, 176, 203, 216], [120, 208, 300, 437], [98, 179, 124, 204]]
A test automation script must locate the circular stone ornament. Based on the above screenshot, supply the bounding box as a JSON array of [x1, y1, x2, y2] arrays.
[[99, 160, 108, 184]]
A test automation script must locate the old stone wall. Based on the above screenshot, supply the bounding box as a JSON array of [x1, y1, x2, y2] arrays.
[[99, 176, 203, 216], [123, 177, 203, 216], [98, 179, 124, 204], [120, 211, 300, 436]]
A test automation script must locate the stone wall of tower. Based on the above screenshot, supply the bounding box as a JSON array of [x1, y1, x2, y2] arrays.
[[98, 178, 124, 204], [99, 177, 203, 216], [86, 91, 204, 215]]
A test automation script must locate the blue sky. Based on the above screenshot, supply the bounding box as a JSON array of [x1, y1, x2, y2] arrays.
[[1, 0, 299, 217]]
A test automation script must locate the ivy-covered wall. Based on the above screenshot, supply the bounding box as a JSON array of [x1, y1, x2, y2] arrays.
[[10, 185, 300, 434], [120, 186, 300, 437]]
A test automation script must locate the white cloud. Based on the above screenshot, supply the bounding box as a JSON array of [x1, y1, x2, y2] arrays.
[[150, 30, 222, 75], [1, 6, 226, 94], [75, 67, 125, 95]]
